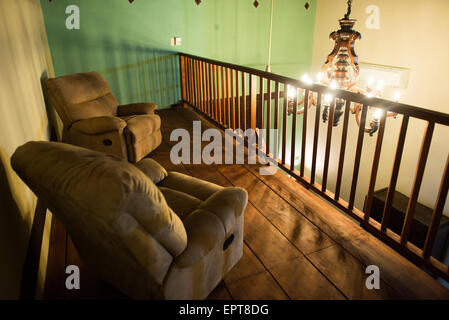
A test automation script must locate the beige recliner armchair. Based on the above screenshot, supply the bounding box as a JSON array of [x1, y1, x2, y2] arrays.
[[45, 72, 162, 163], [11, 141, 247, 299]]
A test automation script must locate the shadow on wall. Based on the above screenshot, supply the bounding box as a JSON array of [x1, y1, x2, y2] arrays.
[[41, 71, 63, 142], [51, 34, 181, 109], [0, 148, 34, 299]]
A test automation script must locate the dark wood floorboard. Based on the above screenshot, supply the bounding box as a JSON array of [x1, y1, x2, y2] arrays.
[[43, 106, 449, 300]]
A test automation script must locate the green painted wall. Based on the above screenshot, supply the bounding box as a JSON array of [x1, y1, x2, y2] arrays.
[[40, 0, 316, 109]]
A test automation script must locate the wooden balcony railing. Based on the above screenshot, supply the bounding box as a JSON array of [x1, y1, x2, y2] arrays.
[[178, 53, 449, 282]]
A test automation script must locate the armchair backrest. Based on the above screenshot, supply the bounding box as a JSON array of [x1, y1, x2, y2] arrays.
[[11, 141, 187, 297], [46, 72, 119, 127]]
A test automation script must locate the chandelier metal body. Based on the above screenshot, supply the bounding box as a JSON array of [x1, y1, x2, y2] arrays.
[[288, 0, 397, 136]]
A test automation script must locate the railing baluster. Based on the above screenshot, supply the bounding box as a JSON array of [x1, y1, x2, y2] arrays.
[[194, 60, 200, 110], [180, 55, 187, 103], [401, 121, 435, 245], [381, 115, 410, 231], [220, 66, 225, 124], [190, 58, 195, 106], [322, 99, 335, 191], [266, 79, 272, 155], [423, 154, 449, 258], [241, 72, 246, 131], [202, 61, 207, 113], [185, 57, 190, 104], [226, 68, 231, 128], [215, 66, 222, 124], [310, 94, 321, 185], [199, 60, 205, 112], [207, 63, 212, 116], [230, 69, 235, 130], [364, 111, 387, 220], [235, 70, 241, 130], [335, 100, 351, 200], [274, 81, 279, 134], [192, 59, 197, 108], [300, 89, 309, 177], [250, 75, 257, 130], [213, 65, 219, 121], [281, 84, 288, 165], [290, 88, 298, 171], [259, 77, 265, 129], [348, 104, 368, 210], [195, 60, 200, 110]]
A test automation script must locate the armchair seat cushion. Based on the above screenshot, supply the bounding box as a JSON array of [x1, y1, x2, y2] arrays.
[[159, 172, 222, 201], [159, 187, 202, 220]]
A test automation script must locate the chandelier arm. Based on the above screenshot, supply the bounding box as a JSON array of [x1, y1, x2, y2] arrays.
[[354, 105, 379, 135], [290, 91, 317, 115], [387, 111, 399, 119]]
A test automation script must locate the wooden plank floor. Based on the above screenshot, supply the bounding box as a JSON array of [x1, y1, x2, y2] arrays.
[[43, 106, 449, 300]]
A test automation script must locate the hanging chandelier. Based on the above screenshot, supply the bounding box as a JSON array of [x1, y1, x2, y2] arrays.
[[288, 0, 399, 136]]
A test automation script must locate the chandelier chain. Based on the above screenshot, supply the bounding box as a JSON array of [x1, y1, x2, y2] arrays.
[[344, 0, 352, 19]]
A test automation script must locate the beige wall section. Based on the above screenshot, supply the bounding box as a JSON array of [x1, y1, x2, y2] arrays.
[[309, 0, 449, 215], [0, 0, 56, 299]]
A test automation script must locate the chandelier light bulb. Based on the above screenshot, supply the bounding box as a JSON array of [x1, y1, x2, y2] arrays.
[[393, 91, 401, 102], [287, 86, 296, 100], [330, 80, 338, 90], [301, 74, 313, 85], [324, 93, 333, 104], [366, 91, 374, 98], [367, 77, 375, 87], [377, 80, 384, 91], [316, 73, 322, 83], [373, 108, 384, 120]]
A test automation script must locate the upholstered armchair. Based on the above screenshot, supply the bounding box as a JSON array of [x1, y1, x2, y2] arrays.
[[11, 141, 247, 299], [45, 72, 162, 163]]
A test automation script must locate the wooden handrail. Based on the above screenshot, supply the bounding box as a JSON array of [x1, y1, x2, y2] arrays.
[[179, 53, 449, 282], [180, 53, 449, 125]]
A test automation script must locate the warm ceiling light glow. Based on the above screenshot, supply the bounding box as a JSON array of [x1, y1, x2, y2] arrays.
[[393, 91, 401, 102], [316, 73, 322, 83], [368, 77, 375, 87], [366, 91, 374, 98]]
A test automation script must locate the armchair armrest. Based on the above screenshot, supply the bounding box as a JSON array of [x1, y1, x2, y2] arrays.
[[174, 187, 247, 268], [174, 208, 226, 268], [117, 103, 158, 116], [198, 187, 248, 234], [71, 116, 126, 134]]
